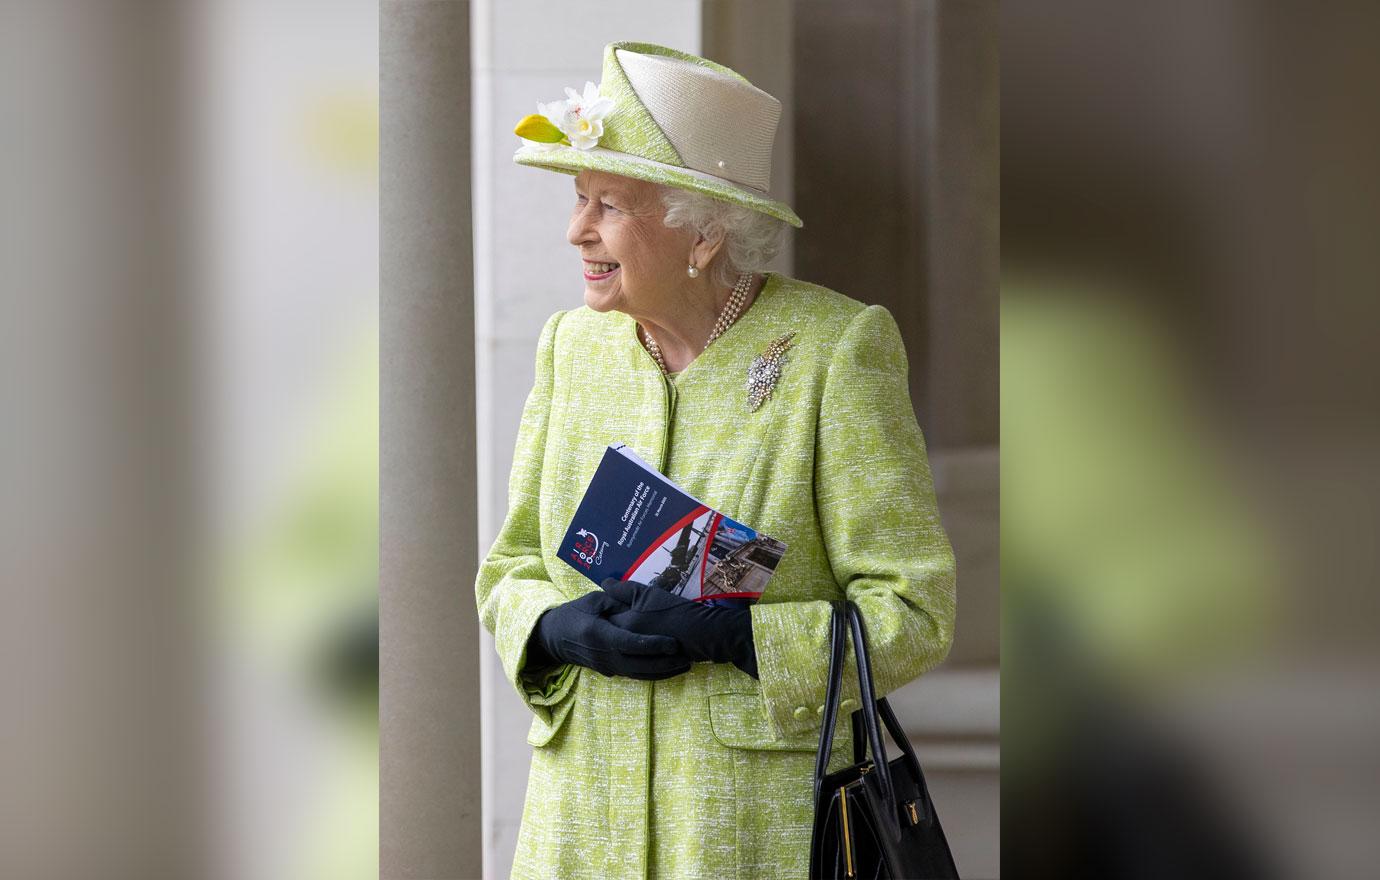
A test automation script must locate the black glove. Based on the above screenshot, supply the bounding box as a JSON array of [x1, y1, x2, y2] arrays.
[[600, 578, 759, 679], [525, 590, 693, 681]]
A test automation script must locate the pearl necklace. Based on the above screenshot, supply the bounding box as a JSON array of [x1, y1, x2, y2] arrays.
[[641, 272, 755, 375]]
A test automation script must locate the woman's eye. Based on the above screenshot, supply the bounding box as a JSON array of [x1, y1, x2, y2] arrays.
[[574, 194, 618, 212]]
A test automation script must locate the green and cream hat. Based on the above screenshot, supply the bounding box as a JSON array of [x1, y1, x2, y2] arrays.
[[512, 41, 803, 228]]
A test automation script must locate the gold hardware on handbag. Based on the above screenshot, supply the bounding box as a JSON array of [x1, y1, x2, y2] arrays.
[[838, 785, 854, 877]]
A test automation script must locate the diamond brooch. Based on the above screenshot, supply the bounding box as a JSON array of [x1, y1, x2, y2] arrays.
[[746, 332, 797, 412]]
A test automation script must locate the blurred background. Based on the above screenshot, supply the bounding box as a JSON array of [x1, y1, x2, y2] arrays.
[[5, 1, 378, 878], [1001, 1, 1380, 878], [7, 1, 1379, 879]]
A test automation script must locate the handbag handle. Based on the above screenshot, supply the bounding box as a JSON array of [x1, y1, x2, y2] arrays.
[[846, 601, 903, 838], [812, 600, 848, 801], [851, 696, 921, 771], [813, 601, 903, 839]]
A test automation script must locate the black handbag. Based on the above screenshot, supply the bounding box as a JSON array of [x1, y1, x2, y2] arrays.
[[809, 600, 960, 879]]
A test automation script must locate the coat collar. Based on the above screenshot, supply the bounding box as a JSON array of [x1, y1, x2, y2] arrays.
[[610, 271, 787, 382]]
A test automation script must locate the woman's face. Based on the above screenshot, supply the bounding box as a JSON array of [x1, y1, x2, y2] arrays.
[[567, 170, 693, 315]]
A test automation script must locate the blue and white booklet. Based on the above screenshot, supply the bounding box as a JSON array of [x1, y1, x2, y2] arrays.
[[558, 443, 787, 608]]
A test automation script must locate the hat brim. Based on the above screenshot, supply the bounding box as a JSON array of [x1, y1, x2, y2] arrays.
[[514, 143, 803, 229]]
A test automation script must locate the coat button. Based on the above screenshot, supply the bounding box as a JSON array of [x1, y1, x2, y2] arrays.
[[841, 699, 859, 711], [793, 706, 810, 720]]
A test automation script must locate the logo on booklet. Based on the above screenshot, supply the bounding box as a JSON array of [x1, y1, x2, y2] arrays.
[[570, 528, 605, 569]]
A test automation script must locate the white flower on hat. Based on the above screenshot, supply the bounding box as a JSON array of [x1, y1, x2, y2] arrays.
[[558, 81, 615, 150], [513, 82, 616, 153]]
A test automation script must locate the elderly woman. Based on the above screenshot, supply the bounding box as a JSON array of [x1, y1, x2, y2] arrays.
[[475, 41, 955, 879]]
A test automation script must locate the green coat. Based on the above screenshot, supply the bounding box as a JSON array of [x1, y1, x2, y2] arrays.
[[475, 272, 956, 879]]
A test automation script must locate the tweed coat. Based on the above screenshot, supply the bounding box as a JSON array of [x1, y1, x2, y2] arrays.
[[475, 271, 956, 879]]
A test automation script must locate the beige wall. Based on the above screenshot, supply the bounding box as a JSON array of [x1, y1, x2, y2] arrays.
[[470, 4, 706, 876]]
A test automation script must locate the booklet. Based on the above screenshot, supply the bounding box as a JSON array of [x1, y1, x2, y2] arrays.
[[557, 443, 787, 608]]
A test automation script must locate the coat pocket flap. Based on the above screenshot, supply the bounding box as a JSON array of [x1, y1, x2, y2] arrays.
[[708, 692, 822, 751], [526, 696, 576, 747]]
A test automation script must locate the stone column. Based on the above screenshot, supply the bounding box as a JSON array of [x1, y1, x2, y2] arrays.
[[380, 3, 480, 878]]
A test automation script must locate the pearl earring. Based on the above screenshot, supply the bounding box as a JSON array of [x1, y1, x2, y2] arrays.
[[687, 264, 700, 278]]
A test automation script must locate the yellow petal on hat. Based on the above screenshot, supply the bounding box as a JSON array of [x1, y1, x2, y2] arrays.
[[514, 114, 568, 144]]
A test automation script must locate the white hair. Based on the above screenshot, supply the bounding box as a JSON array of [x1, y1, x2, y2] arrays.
[[658, 186, 787, 289]]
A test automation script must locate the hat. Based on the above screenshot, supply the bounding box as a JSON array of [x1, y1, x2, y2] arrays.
[[512, 41, 803, 228]]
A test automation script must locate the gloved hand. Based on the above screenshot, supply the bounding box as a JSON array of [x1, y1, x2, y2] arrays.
[[600, 578, 759, 679], [525, 590, 693, 681]]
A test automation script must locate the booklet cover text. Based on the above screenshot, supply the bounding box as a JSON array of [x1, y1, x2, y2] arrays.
[[558, 444, 787, 608]]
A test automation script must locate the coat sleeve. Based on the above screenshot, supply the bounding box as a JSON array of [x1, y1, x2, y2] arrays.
[[750, 304, 957, 738], [475, 309, 580, 726]]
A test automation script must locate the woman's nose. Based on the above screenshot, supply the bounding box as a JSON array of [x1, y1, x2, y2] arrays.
[[567, 202, 597, 246]]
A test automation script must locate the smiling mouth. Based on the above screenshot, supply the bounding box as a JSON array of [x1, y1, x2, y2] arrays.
[[583, 261, 620, 280]]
